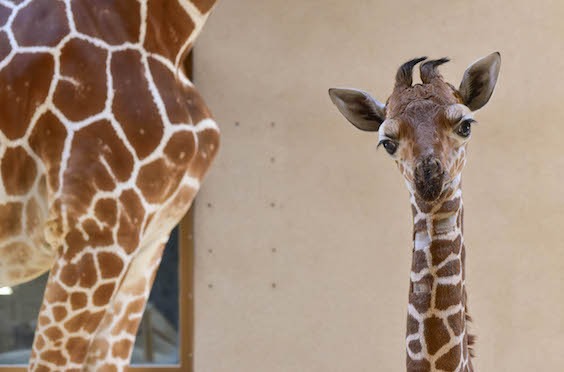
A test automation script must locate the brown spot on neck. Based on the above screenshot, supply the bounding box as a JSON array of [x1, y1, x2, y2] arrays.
[[435, 343, 462, 370]]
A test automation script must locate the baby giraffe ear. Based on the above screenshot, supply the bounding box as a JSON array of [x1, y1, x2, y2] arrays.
[[459, 52, 501, 111], [328, 88, 386, 131]]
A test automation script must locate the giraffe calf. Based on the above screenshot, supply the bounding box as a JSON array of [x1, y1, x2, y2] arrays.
[[330, 53, 501, 371]]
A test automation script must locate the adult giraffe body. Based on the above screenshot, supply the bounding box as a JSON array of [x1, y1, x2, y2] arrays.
[[0, 0, 219, 370], [330, 53, 501, 371]]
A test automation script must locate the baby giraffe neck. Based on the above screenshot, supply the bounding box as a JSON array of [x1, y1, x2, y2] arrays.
[[406, 184, 474, 372]]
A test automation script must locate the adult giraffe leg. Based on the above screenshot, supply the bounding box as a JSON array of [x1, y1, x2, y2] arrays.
[[28, 238, 134, 371], [85, 177, 201, 371], [28, 187, 149, 370], [83, 122, 219, 370], [84, 239, 167, 371]]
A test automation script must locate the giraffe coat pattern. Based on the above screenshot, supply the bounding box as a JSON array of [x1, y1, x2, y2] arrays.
[[330, 53, 501, 371], [0, 0, 219, 370]]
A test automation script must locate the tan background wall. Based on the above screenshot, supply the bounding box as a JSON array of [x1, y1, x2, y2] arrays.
[[192, 1, 564, 371]]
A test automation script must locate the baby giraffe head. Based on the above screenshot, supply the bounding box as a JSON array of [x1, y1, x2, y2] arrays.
[[329, 53, 500, 203]]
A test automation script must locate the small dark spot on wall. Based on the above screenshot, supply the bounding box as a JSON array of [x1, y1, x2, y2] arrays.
[[270, 157, 275, 163], [208, 249, 213, 254], [270, 202, 276, 208], [207, 202, 212, 208], [235, 121, 240, 126], [271, 248, 276, 253], [208, 284, 213, 289], [271, 283, 276, 289], [270, 122, 275, 127]]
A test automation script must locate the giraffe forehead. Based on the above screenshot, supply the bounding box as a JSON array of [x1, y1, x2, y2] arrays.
[[386, 82, 460, 117], [382, 102, 471, 141], [382, 101, 443, 142]]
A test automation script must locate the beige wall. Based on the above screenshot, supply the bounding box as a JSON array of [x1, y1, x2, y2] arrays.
[[192, 1, 564, 370]]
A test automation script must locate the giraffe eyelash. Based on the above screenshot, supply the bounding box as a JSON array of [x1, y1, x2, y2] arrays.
[[455, 118, 476, 138], [378, 139, 398, 155], [455, 117, 476, 127]]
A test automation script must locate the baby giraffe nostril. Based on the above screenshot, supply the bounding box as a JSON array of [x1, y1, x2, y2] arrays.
[[416, 158, 442, 179]]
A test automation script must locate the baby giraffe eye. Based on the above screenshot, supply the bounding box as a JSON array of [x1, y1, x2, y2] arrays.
[[456, 119, 475, 138], [379, 139, 398, 155]]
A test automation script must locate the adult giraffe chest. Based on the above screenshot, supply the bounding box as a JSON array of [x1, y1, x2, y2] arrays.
[[0, 0, 218, 274]]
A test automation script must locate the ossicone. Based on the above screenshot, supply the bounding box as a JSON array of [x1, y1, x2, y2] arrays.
[[395, 56, 427, 89], [420, 57, 450, 84]]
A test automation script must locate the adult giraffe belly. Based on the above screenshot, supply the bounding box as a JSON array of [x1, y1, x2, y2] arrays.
[[0, 172, 56, 287]]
